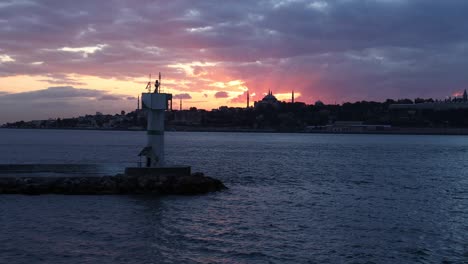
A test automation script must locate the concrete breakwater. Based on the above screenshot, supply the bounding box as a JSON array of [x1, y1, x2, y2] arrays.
[[0, 164, 119, 177], [0, 173, 226, 195]]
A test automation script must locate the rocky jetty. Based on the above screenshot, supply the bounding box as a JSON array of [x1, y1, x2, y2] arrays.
[[0, 173, 227, 195]]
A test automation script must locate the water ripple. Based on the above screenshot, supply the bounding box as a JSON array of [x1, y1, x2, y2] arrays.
[[0, 131, 468, 263]]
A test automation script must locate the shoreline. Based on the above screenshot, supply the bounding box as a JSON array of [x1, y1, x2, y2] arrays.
[[2, 126, 468, 135]]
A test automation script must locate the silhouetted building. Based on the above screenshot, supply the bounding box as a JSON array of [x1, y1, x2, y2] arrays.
[[254, 90, 280, 108], [173, 109, 203, 125], [390, 100, 468, 110], [315, 100, 324, 107], [390, 90, 468, 110], [325, 121, 391, 133]]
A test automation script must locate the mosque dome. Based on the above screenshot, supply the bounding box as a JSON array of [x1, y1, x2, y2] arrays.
[[261, 90, 278, 103], [315, 100, 324, 106], [254, 90, 280, 109]]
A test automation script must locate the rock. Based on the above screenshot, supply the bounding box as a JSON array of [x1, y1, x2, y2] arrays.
[[0, 173, 226, 195], [115, 175, 138, 194], [191, 172, 205, 177], [170, 175, 226, 195], [100, 176, 118, 194]]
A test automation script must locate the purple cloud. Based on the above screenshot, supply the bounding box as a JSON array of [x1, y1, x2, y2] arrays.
[[173, 93, 192, 99], [0, 86, 135, 124], [214, 91, 229, 98], [99, 95, 121, 101], [1, 0, 468, 104]]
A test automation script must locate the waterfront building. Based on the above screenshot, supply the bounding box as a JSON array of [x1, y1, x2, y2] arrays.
[[254, 90, 280, 108], [390, 89, 468, 110], [326, 121, 391, 132]]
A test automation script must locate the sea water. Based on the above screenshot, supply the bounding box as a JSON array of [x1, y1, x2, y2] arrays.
[[0, 129, 467, 263]]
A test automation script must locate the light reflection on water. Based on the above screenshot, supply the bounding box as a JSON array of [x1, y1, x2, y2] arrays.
[[0, 129, 467, 263]]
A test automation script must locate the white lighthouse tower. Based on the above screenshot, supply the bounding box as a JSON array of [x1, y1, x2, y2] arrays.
[[140, 73, 172, 167]]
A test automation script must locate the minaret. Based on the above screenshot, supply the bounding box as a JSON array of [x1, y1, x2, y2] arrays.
[[247, 91, 250, 108], [292, 90, 295, 103], [463, 89, 467, 102], [180, 98, 182, 111]]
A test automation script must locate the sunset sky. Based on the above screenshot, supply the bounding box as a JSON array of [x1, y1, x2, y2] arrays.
[[1, 0, 468, 123]]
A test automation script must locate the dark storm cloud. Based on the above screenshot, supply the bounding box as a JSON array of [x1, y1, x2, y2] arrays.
[[1, 0, 468, 101]]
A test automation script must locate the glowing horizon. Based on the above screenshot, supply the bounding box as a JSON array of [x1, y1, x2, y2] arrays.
[[2, 0, 468, 123]]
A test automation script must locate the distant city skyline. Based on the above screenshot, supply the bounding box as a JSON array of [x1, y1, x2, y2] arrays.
[[2, 0, 468, 123]]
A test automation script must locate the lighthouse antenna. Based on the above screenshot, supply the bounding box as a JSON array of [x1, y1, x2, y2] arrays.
[[146, 74, 152, 93], [159, 72, 162, 93], [149, 74, 152, 92]]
